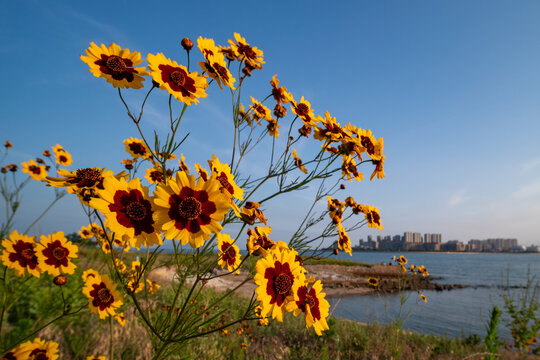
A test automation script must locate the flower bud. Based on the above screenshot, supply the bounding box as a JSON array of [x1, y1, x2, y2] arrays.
[[340, 184, 346, 190], [181, 38, 194, 51], [43, 150, 51, 157], [54, 275, 67, 286], [274, 104, 287, 118], [125, 163, 134, 170], [36, 158, 45, 164], [4, 141, 13, 149], [1, 167, 7, 174], [333, 248, 339, 255]]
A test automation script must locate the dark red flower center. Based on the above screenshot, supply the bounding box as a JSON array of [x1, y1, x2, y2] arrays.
[[106, 55, 126, 72], [274, 273, 292, 294], [220, 241, 237, 266], [21, 248, 34, 259], [29, 349, 48, 360], [150, 170, 164, 183], [53, 247, 66, 260], [213, 63, 229, 81], [129, 142, 147, 156], [361, 136, 375, 155], [59, 155, 68, 163], [217, 172, 234, 195], [98, 288, 112, 303], [170, 71, 186, 86], [305, 294, 316, 308], [126, 202, 147, 221], [238, 42, 256, 60], [367, 211, 380, 225], [178, 197, 202, 220], [296, 103, 309, 117], [29, 165, 41, 175], [74, 168, 101, 188]]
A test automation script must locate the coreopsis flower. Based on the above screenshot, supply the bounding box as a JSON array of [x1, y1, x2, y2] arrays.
[[238, 104, 253, 126], [417, 265, 429, 277], [292, 149, 307, 174], [114, 258, 127, 273], [79, 224, 97, 239], [247, 226, 274, 255], [13, 338, 59, 360], [314, 111, 345, 142], [124, 137, 151, 159], [87, 356, 107, 360], [81, 42, 148, 89], [359, 204, 383, 230], [327, 196, 344, 224], [354, 128, 381, 160], [194, 163, 209, 181], [145, 167, 165, 184], [267, 118, 279, 138], [291, 97, 316, 125], [36, 231, 78, 276], [419, 292, 427, 303], [208, 155, 244, 200], [90, 177, 162, 249], [147, 279, 160, 294], [367, 277, 379, 287], [83, 272, 123, 319], [127, 277, 144, 293], [1, 230, 41, 277], [254, 246, 306, 322], [341, 156, 363, 182], [147, 53, 208, 105], [22, 160, 47, 181], [115, 313, 126, 327], [337, 224, 352, 256], [241, 201, 267, 225], [197, 37, 236, 90], [228, 33, 265, 69], [293, 280, 330, 336], [176, 154, 189, 173], [153, 171, 230, 248], [219, 45, 236, 61], [82, 269, 100, 282], [370, 155, 386, 181], [216, 233, 241, 274], [270, 75, 293, 104], [54, 148, 72, 166], [249, 97, 272, 124]]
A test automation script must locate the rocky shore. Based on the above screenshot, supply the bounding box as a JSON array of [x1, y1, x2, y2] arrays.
[[149, 262, 467, 298]]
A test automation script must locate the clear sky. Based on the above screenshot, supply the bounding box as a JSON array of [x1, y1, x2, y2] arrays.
[[2, 1, 540, 246]]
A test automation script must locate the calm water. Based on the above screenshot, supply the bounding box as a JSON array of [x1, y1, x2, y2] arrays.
[[326, 251, 540, 340]]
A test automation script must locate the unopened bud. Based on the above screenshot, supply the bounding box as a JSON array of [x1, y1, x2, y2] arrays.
[[274, 104, 287, 118], [333, 248, 339, 255], [43, 150, 51, 157], [1, 167, 7, 174], [125, 164, 134, 170], [45, 166, 51, 171], [54, 275, 67, 286], [181, 38, 194, 51], [4, 141, 13, 149], [340, 184, 346, 190], [36, 158, 45, 164]]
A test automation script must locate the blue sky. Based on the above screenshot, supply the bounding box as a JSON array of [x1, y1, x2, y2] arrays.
[[2, 1, 540, 246]]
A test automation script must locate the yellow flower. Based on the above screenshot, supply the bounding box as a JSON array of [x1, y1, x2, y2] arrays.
[[314, 111, 345, 142], [208, 155, 244, 200], [341, 156, 363, 182], [81, 42, 148, 89], [115, 313, 126, 327], [267, 118, 279, 138], [291, 96, 316, 125], [124, 137, 151, 159], [249, 97, 272, 124], [241, 201, 267, 225], [354, 128, 382, 160], [337, 223, 352, 256], [22, 160, 47, 181], [82, 268, 100, 282], [247, 226, 274, 255], [361, 204, 383, 230], [370, 155, 386, 181], [216, 233, 241, 274], [292, 149, 307, 174], [153, 171, 230, 248], [79, 223, 99, 239], [36, 231, 78, 276], [270, 75, 293, 105], [14, 338, 59, 360], [254, 246, 305, 322], [178, 153, 190, 173], [147, 279, 160, 294], [228, 33, 265, 69], [145, 167, 165, 184], [1, 230, 41, 277], [197, 37, 236, 90], [194, 163, 209, 181], [82, 271, 123, 319], [147, 53, 208, 105], [367, 277, 379, 287], [293, 280, 330, 335], [399, 255, 408, 265], [419, 292, 427, 303], [90, 176, 162, 249], [87, 356, 107, 360], [54, 148, 72, 166]]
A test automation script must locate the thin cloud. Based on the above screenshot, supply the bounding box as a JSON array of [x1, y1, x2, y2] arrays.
[[449, 189, 469, 206]]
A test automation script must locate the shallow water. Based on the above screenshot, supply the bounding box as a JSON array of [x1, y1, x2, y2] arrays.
[[327, 251, 540, 340]]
